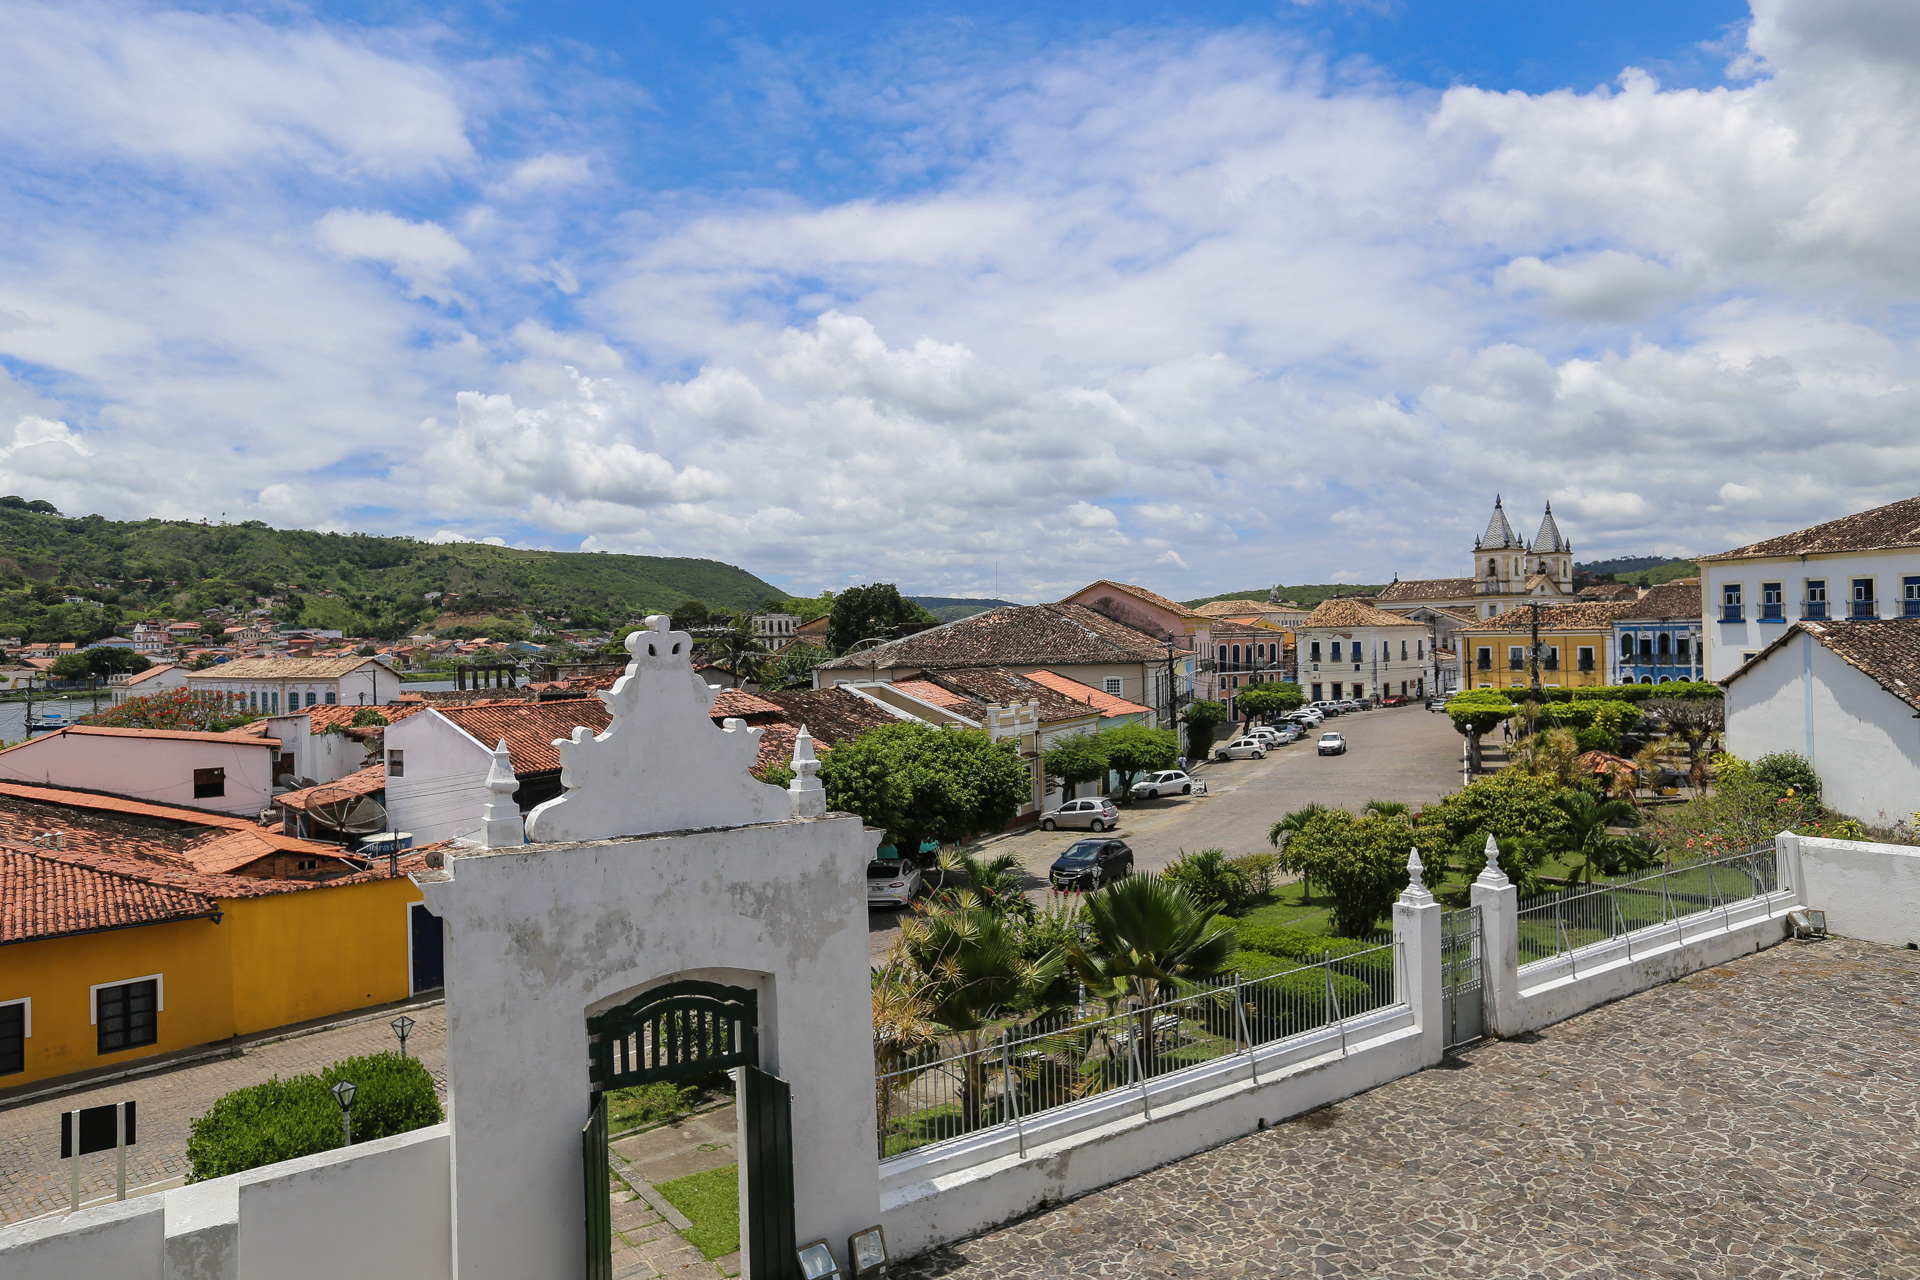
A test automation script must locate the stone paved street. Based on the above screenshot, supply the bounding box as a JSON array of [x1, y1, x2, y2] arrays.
[[899, 938, 1920, 1279], [0, 1002, 445, 1224], [871, 703, 1464, 958]]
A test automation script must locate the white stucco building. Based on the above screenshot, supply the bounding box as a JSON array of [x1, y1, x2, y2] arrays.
[[1295, 597, 1434, 703], [1722, 618, 1920, 824], [108, 662, 188, 704], [185, 654, 400, 714], [1697, 493, 1920, 681], [0, 725, 279, 815]]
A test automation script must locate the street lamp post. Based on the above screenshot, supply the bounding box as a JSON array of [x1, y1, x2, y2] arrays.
[[391, 1015, 415, 1059], [330, 1080, 358, 1146]]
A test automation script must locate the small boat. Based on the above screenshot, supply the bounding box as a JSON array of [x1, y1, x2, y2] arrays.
[[26, 713, 69, 731]]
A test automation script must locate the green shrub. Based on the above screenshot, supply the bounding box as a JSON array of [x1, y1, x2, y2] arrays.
[[1162, 848, 1248, 913], [1754, 752, 1821, 802], [1228, 851, 1279, 897], [185, 1052, 441, 1183], [1574, 725, 1617, 754]]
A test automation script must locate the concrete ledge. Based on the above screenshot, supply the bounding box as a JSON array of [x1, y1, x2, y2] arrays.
[[0, 1194, 165, 1280], [1512, 897, 1795, 1034], [880, 1015, 1426, 1257]]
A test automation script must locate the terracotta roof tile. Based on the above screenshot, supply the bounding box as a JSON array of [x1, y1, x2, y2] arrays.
[[1069, 580, 1206, 620], [277, 765, 386, 814], [816, 603, 1164, 671], [889, 679, 976, 713], [710, 689, 785, 721], [120, 664, 179, 686], [185, 656, 383, 680], [1302, 598, 1431, 629], [759, 689, 904, 746], [1, 845, 220, 944], [1614, 580, 1702, 621], [1191, 600, 1275, 617], [1700, 494, 1920, 561], [304, 702, 427, 734], [0, 726, 279, 755], [922, 668, 1105, 724], [1023, 669, 1154, 718], [436, 701, 612, 774], [1376, 578, 1479, 602], [1724, 617, 1920, 711], [1469, 601, 1639, 632]]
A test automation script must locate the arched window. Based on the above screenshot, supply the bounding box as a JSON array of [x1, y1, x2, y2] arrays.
[[1487, 559, 1498, 577], [1641, 675, 1654, 685]]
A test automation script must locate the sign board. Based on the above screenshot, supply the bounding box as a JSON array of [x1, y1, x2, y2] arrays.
[[60, 1102, 136, 1158]]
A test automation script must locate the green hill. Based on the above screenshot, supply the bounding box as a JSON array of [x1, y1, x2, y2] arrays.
[[0, 504, 781, 643], [1576, 556, 1699, 587], [906, 596, 1017, 622]]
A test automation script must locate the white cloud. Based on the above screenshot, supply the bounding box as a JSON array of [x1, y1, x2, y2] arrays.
[[315, 210, 473, 303], [428, 530, 508, 546], [498, 153, 594, 194]]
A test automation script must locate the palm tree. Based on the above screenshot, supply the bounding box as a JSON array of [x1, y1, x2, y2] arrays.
[[1065, 875, 1237, 1079], [1268, 803, 1329, 903], [870, 940, 939, 1155], [694, 615, 769, 688], [930, 846, 1029, 916], [1361, 799, 1409, 818], [1548, 789, 1650, 886], [903, 906, 1066, 1132]]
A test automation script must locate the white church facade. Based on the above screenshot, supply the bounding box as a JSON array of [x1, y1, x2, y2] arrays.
[[1376, 497, 1578, 619]]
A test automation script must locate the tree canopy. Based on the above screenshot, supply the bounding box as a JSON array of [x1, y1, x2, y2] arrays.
[[826, 583, 935, 656], [819, 722, 1032, 849]]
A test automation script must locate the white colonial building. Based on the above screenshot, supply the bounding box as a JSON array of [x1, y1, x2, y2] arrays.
[[185, 654, 399, 714], [1696, 493, 1920, 681], [1295, 597, 1434, 704], [1722, 618, 1920, 824]]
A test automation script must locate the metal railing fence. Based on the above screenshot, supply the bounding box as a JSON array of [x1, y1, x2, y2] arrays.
[[875, 940, 1399, 1162], [1515, 843, 1779, 970]]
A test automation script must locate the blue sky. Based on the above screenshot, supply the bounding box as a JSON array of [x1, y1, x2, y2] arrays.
[[2, 0, 1918, 600]]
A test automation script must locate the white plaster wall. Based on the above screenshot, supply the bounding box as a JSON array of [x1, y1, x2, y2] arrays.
[[1704, 549, 1920, 680], [112, 666, 190, 705], [0, 1196, 164, 1280], [417, 813, 878, 1280], [235, 1124, 451, 1280], [1726, 634, 1920, 823], [0, 733, 275, 815], [1798, 837, 1920, 947], [384, 711, 493, 844]]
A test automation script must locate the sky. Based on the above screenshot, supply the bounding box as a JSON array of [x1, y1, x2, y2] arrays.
[[3, 0, 1919, 601]]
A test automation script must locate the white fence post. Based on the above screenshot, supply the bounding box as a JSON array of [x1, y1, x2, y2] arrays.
[[1470, 836, 1522, 1038], [1392, 849, 1445, 1066], [1774, 830, 1805, 903]]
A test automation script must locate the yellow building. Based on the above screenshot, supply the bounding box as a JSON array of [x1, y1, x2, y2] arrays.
[[1458, 601, 1635, 692], [1, 824, 433, 1090]]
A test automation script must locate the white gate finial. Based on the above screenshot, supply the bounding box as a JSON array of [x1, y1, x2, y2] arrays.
[[1399, 846, 1433, 905], [481, 739, 524, 849], [1475, 833, 1510, 888], [788, 725, 826, 818]]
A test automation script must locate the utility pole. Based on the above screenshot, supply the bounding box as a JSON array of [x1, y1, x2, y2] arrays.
[[1163, 636, 1179, 731], [1527, 600, 1545, 740]]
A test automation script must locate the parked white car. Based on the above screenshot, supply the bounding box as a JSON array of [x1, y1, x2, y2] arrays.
[[1039, 797, 1121, 832], [1130, 770, 1195, 799], [866, 859, 923, 906], [1247, 725, 1294, 745], [1286, 709, 1324, 726], [1215, 737, 1269, 761], [1317, 732, 1348, 756]]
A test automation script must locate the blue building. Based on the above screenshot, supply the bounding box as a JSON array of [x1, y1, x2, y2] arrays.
[[1611, 580, 1704, 685]]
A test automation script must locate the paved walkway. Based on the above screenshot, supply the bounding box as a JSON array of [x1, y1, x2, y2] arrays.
[[0, 1004, 445, 1224], [608, 1105, 741, 1278], [899, 938, 1920, 1279]]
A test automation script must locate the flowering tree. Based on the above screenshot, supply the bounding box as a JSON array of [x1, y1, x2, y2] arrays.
[[82, 688, 260, 732]]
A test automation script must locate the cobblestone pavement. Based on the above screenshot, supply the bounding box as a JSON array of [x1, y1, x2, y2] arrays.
[[0, 1002, 445, 1224], [870, 705, 1463, 959], [899, 938, 1920, 1279]]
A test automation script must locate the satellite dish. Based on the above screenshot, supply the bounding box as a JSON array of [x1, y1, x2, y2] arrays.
[[309, 790, 389, 835], [288, 776, 319, 791]]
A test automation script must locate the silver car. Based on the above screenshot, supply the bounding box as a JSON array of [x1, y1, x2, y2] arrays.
[[1215, 736, 1269, 760], [866, 859, 923, 906], [1039, 797, 1121, 832]]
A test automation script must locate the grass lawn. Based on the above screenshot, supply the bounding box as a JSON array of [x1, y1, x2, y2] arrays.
[[656, 1164, 740, 1261], [1230, 881, 1337, 934]]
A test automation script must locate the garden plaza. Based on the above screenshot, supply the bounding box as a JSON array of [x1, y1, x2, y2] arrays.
[[2, 622, 1917, 1280]]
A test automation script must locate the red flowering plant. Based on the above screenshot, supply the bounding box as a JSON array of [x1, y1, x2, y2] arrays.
[[81, 688, 260, 732], [1649, 751, 1830, 860]]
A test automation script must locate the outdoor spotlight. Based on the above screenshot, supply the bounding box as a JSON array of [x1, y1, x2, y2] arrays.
[[330, 1079, 358, 1145], [1787, 908, 1828, 940], [848, 1225, 890, 1278], [796, 1239, 842, 1279], [391, 1015, 416, 1058]]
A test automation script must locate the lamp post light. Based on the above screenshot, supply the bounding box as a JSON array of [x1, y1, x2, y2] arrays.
[[391, 1015, 416, 1059], [330, 1079, 358, 1146]]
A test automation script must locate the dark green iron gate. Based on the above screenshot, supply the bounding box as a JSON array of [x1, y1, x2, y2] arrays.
[[582, 1092, 611, 1280], [588, 980, 759, 1089], [742, 1064, 797, 1280]]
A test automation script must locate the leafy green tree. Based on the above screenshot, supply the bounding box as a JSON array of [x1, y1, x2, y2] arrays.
[[1411, 772, 1570, 892], [695, 614, 770, 688], [48, 651, 93, 683], [760, 642, 831, 692], [1268, 803, 1330, 902], [1280, 809, 1415, 938], [1545, 789, 1653, 886], [902, 905, 1067, 1132], [827, 583, 933, 655], [1181, 699, 1227, 762], [1753, 751, 1821, 803], [1094, 723, 1180, 800], [670, 599, 713, 631], [1447, 690, 1515, 774], [86, 646, 150, 678], [1066, 875, 1237, 1076], [819, 723, 1032, 851], [1232, 681, 1302, 728], [1041, 732, 1107, 804]]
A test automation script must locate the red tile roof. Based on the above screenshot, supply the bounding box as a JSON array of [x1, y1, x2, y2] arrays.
[[436, 701, 612, 774], [1, 845, 221, 945], [921, 668, 1105, 724], [816, 603, 1164, 671], [759, 689, 905, 746], [304, 702, 426, 734], [1700, 494, 1920, 561], [1375, 578, 1479, 603], [711, 689, 785, 721], [1302, 598, 1431, 629], [890, 679, 976, 713], [0, 725, 280, 752], [277, 765, 386, 814], [1024, 669, 1154, 718]]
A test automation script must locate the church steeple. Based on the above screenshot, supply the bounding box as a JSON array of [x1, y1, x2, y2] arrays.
[[1532, 502, 1570, 555], [1475, 495, 1524, 551]]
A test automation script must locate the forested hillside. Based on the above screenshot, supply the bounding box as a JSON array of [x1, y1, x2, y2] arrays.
[[0, 501, 781, 643]]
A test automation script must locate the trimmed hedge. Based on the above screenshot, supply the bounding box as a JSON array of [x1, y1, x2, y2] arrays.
[[185, 1051, 442, 1183]]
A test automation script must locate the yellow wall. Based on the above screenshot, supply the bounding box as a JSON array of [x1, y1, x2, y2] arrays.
[[1462, 628, 1615, 690], [1, 876, 421, 1089], [226, 876, 421, 1036], [1, 915, 233, 1087]]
